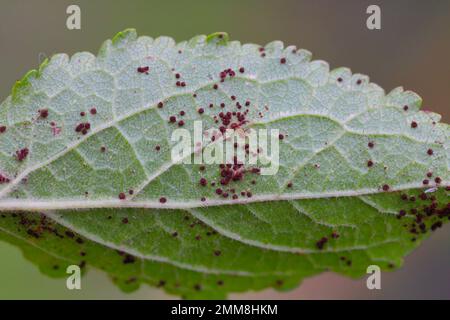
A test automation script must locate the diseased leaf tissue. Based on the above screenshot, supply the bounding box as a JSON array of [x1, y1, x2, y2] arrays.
[[0, 29, 448, 299]]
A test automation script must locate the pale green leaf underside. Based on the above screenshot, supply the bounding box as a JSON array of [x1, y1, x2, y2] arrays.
[[0, 30, 448, 299]]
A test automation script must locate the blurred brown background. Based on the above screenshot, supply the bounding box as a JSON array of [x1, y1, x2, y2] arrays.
[[0, 0, 449, 299]]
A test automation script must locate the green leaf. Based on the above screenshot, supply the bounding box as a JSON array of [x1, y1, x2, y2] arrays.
[[0, 30, 448, 299]]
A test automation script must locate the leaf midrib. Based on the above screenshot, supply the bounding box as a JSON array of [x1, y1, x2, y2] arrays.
[[0, 181, 431, 210]]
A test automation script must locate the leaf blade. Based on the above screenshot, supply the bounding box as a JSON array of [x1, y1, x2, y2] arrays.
[[0, 30, 448, 299]]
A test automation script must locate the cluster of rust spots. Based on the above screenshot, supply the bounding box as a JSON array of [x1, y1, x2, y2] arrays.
[[155, 62, 286, 204], [2, 213, 87, 269], [0, 173, 10, 184], [75, 105, 98, 135], [315, 231, 340, 250], [75, 122, 91, 135], [397, 190, 449, 241], [340, 256, 353, 266]]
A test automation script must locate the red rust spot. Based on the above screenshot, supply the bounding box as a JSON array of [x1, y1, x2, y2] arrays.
[[38, 109, 49, 118], [137, 66, 149, 74], [15, 148, 29, 161], [0, 174, 10, 184], [199, 178, 207, 186]]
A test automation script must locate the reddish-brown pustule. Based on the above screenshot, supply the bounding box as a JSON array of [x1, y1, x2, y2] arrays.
[[39, 109, 49, 118], [15, 148, 29, 161], [316, 237, 328, 250], [137, 66, 149, 74], [0, 174, 10, 184]]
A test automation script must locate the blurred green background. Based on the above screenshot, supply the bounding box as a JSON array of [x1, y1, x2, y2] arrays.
[[0, 0, 449, 299]]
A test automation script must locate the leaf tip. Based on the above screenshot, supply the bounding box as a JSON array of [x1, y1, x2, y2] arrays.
[[206, 32, 229, 45], [111, 28, 137, 45], [11, 57, 49, 102]]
